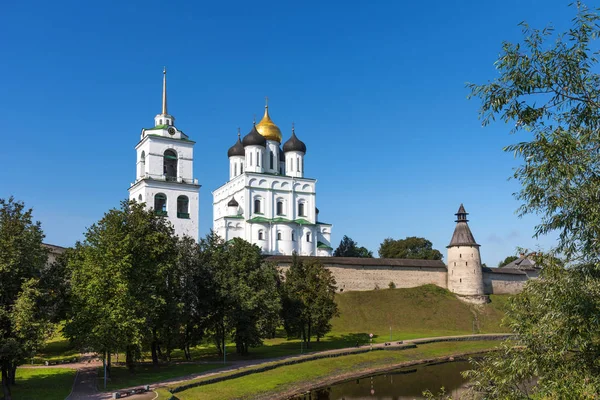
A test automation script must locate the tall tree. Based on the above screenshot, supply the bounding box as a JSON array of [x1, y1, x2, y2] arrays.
[[65, 200, 178, 373], [378, 237, 443, 260], [333, 235, 373, 258], [282, 255, 339, 348], [205, 235, 281, 356], [0, 198, 49, 400], [466, 2, 600, 396]]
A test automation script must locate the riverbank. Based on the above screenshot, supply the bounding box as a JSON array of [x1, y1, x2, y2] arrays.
[[155, 338, 504, 400]]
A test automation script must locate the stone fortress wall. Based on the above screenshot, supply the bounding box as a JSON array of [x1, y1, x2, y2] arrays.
[[266, 256, 531, 295]]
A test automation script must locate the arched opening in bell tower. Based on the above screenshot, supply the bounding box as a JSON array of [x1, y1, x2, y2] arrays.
[[164, 149, 178, 180]]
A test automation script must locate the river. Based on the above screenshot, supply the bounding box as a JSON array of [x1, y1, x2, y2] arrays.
[[293, 360, 472, 400]]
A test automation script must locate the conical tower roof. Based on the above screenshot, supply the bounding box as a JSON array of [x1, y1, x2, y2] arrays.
[[447, 204, 479, 248]]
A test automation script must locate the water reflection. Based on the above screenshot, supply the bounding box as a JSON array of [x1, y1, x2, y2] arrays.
[[295, 360, 471, 400]]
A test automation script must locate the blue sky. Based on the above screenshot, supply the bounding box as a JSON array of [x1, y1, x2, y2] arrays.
[[1, 0, 575, 266]]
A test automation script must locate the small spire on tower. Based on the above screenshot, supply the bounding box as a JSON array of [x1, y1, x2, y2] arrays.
[[237, 127, 241, 139], [162, 67, 168, 115], [292, 122, 295, 134]]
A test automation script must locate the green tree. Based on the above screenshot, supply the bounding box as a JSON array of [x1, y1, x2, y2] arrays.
[[333, 235, 373, 258], [498, 255, 518, 267], [378, 236, 443, 260], [282, 255, 339, 348], [466, 2, 600, 396], [205, 235, 281, 356], [65, 200, 178, 373], [0, 198, 49, 400]]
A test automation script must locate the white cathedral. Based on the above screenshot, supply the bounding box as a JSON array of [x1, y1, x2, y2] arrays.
[[129, 69, 200, 241], [212, 102, 333, 256]]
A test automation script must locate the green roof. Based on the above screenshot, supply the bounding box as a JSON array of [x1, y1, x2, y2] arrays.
[[246, 216, 315, 226], [247, 216, 272, 223], [316, 221, 332, 226], [317, 241, 333, 249], [294, 218, 314, 226], [225, 215, 244, 219], [146, 124, 169, 130]]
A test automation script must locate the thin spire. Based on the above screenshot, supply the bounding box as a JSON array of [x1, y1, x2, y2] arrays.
[[162, 67, 168, 115], [237, 127, 241, 139], [292, 122, 295, 135]]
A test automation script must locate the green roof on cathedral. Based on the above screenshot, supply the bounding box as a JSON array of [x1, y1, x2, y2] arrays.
[[146, 124, 169, 130], [246, 217, 316, 226], [317, 241, 333, 249]]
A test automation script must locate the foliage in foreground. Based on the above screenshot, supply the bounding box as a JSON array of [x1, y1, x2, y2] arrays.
[[467, 2, 600, 397]]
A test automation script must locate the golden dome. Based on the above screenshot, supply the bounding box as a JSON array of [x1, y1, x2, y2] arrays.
[[255, 104, 282, 143]]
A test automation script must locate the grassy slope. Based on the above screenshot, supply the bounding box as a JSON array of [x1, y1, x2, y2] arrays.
[[157, 340, 502, 400], [10, 368, 76, 400], [331, 285, 510, 341], [34, 285, 510, 364]]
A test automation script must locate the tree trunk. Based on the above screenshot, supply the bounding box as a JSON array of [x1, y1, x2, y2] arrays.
[[151, 341, 159, 367], [106, 351, 112, 379], [1, 363, 12, 400], [9, 363, 16, 385], [307, 319, 312, 349], [125, 346, 135, 373]]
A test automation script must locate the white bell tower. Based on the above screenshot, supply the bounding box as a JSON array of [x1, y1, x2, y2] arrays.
[[128, 68, 200, 241]]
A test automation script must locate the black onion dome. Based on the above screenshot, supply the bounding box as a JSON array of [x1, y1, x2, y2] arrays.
[[227, 197, 239, 207], [283, 131, 307, 154], [242, 125, 266, 147], [227, 136, 245, 158]]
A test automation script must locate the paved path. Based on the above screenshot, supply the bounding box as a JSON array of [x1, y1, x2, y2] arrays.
[[25, 333, 512, 400]]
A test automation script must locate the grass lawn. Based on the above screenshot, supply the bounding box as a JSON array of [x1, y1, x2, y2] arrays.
[[156, 340, 502, 400], [32, 323, 79, 365], [98, 362, 226, 391], [9, 367, 76, 400]]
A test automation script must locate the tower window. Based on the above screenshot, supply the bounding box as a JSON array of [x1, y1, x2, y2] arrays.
[[270, 152, 274, 169], [139, 151, 146, 177], [276, 200, 284, 216], [138, 194, 142, 201], [234, 163, 237, 176], [298, 202, 305, 217], [154, 193, 167, 215], [291, 231, 295, 241], [306, 232, 311, 242], [250, 152, 253, 166], [277, 231, 282, 240], [258, 230, 264, 240], [257, 151, 260, 167], [254, 198, 261, 214], [163, 149, 178, 180], [177, 195, 189, 218]]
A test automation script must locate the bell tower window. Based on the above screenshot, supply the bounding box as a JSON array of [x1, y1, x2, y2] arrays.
[[177, 195, 189, 218], [164, 150, 178, 181], [254, 198, 261, 214], [276, 200, 284, 216], [298, 202, 305, 217], [154, 193, 167, 216]]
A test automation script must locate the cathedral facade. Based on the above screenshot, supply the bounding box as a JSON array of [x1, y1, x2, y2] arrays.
[[212, 103, 333, 256], [129, 69, 200, 241]]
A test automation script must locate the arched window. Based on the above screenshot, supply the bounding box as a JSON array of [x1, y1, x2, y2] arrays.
[[234, 163, 237, 176], [177, 195, 189, 218], [164, 149, 178, 180], [154, 193, 167, 215], [254, 198, 261, 214], [139, 151, 146, 177], [270, 152, 274, 169], [306, 232, 311, 242], [249, 152, 253, 166], [160, 119, 163, 125], [298, 202, 305, 217], [277, 231, 282, 240], [291, 231, 295, 241], [258, 230, 264, 240], [138, 194, 142, 201], [276, 200, 284, 216], [257, 151, 260, 167]]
